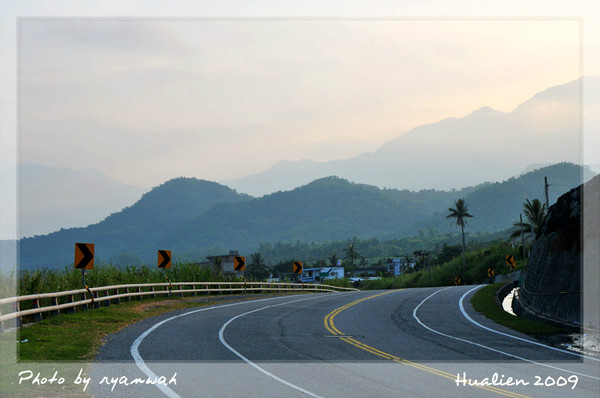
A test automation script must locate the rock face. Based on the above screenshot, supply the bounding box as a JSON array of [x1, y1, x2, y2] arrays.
[[520, 174, 599, 327]]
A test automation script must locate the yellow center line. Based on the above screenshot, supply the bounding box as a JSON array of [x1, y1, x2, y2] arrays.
[[323, 290, 531, 398]]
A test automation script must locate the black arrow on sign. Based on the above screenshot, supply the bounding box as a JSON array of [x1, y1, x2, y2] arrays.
[[234, 256, 245, 271], [158, 250, 171, 268], [293, 262, 302, 273], [75, 243, 94, 269]]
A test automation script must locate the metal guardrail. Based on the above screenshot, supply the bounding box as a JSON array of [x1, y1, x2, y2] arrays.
[[0, 281, 358, 332]]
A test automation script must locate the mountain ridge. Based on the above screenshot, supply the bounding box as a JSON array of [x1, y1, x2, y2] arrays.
[[13, 162, 594, 270], [225, 77, 595, 196]]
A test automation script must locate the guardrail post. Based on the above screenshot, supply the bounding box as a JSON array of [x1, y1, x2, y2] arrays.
[[113, 288, 120, 304], [136, 287, 141, 300], [67, 294, 77, 313], [150, 286, 155, 299], [218, 284, 221, 295], [50, 296, 60, 316], [32, 298, 43, 322], [124, 287, 130, 302], [91, 291, 99, 309], [103, 289, 110, 307], [15, 302, 22, 328]]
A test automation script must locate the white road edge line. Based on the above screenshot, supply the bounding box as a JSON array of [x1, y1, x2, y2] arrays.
[[130, 294, 331, 398], [218, 295, 329, 398], [459, 285, 600, 362], [412, 287, 600, 381]]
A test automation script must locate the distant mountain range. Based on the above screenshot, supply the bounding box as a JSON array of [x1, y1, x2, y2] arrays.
[[8, 78, 597, 240], [226, 77, 597, 196], [8, 164, 148, 238], [13, 162, 595, 270]]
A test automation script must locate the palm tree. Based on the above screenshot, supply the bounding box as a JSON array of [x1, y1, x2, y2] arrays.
[[248, 252, 269, 281], [510, 198, 547, 242], [446, 199, 473, 274], [329, 254, 339, 267], [523, 198, 546, 236], [343, 239, 360, 269]]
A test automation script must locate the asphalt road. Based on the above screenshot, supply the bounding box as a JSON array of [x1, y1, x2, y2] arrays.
[[88, 286, 600, 398]]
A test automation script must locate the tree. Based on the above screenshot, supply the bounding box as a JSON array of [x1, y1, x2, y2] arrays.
[[247, 252, 269, 281], [329, 254, 339, 267], [446, 198, 473, 274], [343, 239, 361, 269], [436, 243, 462, 264], [509, 198, 547, 242]]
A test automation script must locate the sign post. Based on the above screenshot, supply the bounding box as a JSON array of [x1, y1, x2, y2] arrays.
[[392, 258, 402, 289], [293, 261, 303, 288], [234, 256, 246, 292], [75, 243, 95, 306], [158, 250, 172, 296]]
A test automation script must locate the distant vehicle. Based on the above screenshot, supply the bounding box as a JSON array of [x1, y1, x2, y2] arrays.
[[300, 267, 345, 283], [349, 276, 380, 287]]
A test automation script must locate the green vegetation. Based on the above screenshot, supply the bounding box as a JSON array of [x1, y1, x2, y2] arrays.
[[352, 242, 525, 289], [15, 262, 226, 297], [7, 239, 528, 301], [470, 283, 563, 335]]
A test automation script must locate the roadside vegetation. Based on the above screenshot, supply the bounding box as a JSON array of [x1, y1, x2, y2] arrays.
[[3, 235, 530, 299], [470, 283, 562, 335]]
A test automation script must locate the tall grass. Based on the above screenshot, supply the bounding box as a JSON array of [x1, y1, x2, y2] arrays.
[[8, 243, 524, 295], [14, 262, 229, 297], [0, 268, 17, 298]]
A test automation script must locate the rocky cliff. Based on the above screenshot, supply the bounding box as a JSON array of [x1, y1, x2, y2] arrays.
[[519, 174, 599, 328]]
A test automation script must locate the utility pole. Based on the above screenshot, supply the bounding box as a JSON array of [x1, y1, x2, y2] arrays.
[[544, 176, 550, 210], [520, 213, 526, 259]]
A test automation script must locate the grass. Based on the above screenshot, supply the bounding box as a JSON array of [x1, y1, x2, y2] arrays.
[[470, 282, 563, 335]]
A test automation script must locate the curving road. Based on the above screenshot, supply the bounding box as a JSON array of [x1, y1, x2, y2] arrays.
[[90, 286, 600, 398]]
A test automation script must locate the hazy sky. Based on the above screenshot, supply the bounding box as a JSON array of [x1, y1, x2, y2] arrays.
[[15, 18, 585, 185], [1, 1, 600, 240]]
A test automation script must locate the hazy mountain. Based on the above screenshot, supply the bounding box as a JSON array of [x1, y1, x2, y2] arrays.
[[226, 77, 597, 197], [13, 162, 593, 270], [11, 164, 148, 238]]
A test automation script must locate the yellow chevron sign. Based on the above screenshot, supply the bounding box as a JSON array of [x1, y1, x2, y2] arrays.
[[158, 250, 172, 269], [506, 255, 516, 269], [293, 261, 303, 274], [74, 243, 94, 270], [234, 256, 246, 271]]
